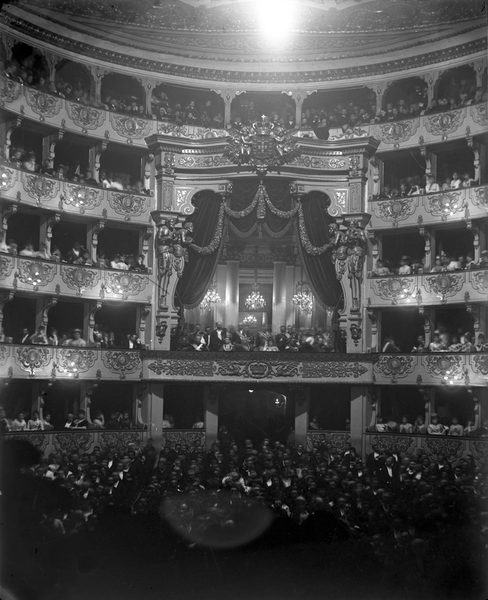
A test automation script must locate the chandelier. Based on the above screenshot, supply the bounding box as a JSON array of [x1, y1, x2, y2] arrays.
[[199, 280, 221, 311], [243, 315, 257, 326], [291, 281, 313, 315], [245, 246, 266, 311]]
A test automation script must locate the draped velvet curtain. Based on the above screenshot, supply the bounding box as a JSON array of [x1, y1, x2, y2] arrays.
[[297, 191, 343, 309], [175, 191, 223, 309]]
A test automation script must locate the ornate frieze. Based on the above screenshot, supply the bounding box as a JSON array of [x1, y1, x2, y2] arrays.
[[215, 360, 302, 379], [109, 113, 152, 139], [371, 434, 416, 455], [54, 432, 93, 454], [377, 119, 419, 144], [147, 358, 214, 377], [102, 351, 142, 379], [107, 192, 148, 220], [0, 345, 9, 367], [22, 174, 59, 204], [423, 273, 464, 303], [0, 255, 14, 279], [63, 184, 102, 213], [373, 355, 416, 383], [177, 155, 230, 168], [15, 346, 52, 376], [424, 109, 465, 136], [16, 259, 56, 291], [421, 354, 464, 381], [24, 88, 61, 120], [290, 156, 346, 169], [0, 165, 16, 190], [424, 191, 464, 221], [373, 197, 418, 227], [100, 431, 143, 453], [470, 440, 488, 465], [422, 437, 464, 462], [66, 102, 105, 131], [0, 76, 21, 105], [302, 361, 368, 379], [470, 354, 488, 377], [307, 432, 351, 453], [371, 277, 416, 305], [470, 270, 488, 294], [472, 185, 488, 209], [158, 122, 227, 139], [104, 272, 148, 300], [470, 102, 487, 126], [56, 348, 97, 376], [61, 266, 100, 297], [162, 431, 205, 452]]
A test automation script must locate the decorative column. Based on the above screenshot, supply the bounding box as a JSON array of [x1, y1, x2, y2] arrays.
[[350, 387, 368, 457], [364, 388, 379, 457], [272, 261, 286, 334], [89, 219, 106, 264], [40, 297, 57, 329], [225, 260, 239, 328], [294, 386, 310, 448], [0, 116, 22, 161], [418, 223, 433, 271], [372, 82, 387, 116], [285, 264, 296, 326], [0, 291, 14, 335], [137, 304, 151, 349], [205, 384, 221, 450], [422, 71, 440, 110], [215, 263, 227, 324], [291, 90, 306, 128], [88, 142, 107, 182], [146, 383, 165, 449], [213, 90, 237, 129], [40, 213, 60, 255], [42, 132, 64, 171]]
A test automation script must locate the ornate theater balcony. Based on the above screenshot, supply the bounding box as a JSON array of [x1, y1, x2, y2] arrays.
[[366, 269, 488, 307], [0, 255, 152, 303], [368, 184, 488, 229], [1, 346, 486, 387], [0, 164, 154, 224]]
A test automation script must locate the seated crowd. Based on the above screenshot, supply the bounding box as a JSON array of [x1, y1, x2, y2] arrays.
[[374, 171, 477, 200], [3, 431, 486, 569], [174, 322, 336, 353], [371, 250, 488, 277], [369, 413, 488, 438], [382, 330, 487, 354], [4, 147, 150, 195]]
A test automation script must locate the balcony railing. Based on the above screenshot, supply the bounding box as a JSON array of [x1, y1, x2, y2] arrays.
[[0, 345, 486, 386], [368, 184, 488, 229], [0, 253, 152, 302], [0, 163, 154, 224], [366, 269, 488, 307]]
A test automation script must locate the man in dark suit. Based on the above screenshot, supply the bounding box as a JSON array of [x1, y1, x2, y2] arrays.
[[365, 444, 384, 476], [377, 455, 400, 489], [209, 321, 226, 351], [19, 328, 31, 345], [66, 241, 84, 264]]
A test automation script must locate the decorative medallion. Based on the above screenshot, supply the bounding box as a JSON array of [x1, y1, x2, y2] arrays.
[[350, 323, 362, 347], [177, 155, 231, 168], [372, 277, 416, 304], [424, 109, 464, 136], [0, 165, 16, 190], [423, 273, 463, 303], [66, 101, 105, 131], [63, 184, 102, 213], [109, 113, 152, 139], [470, 441, 488, 467], [214, 360, 301, 379], [374, 198, 417, 227], [25, 88, 61, 120], [16, 259, 56, 291], [371, 434, 416, 455], [15, 346, 52, 376], [0, 76, 21, 104], [290, 156, 346, 170], [102, 351, 142, 379], [421, 354, 463, 381], [470, 270, 488, 294], [100, 431, 143, 454], [56, 348, 96, 376], [470, 103, 488, 126], [61, 266, 100, 297], [22, 174, 59, 204], [373, 355, 415, 383], [162, 431, 205, 452], [377, 119, 418, 143], [104, 272, 148, 300], [302, 361, 368, 379], [54, 432, 93, 454], [108, 192, 148, 220], [424, 191, 464, 221], [224, 118, 299, 177], [0, 345, 9, 367], [147, 359, 214, 377], [0, 255, 14, 280], [307, 432, 351, 453], [472, 186, 488, 209], [422, 437, 464, 463], [470, 354, 488, 377]]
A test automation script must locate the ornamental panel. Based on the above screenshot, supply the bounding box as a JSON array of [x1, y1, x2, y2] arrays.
[[24, 88, 61, 120], [372, 198, 418, 227], [147, 359, 214, 377], [63, 184, 103, 213], [470, 270, 488, 294], [0, 345, 9, 367], [214, 360, 301, 379], [5, 432, 49, 452], [109, 113, 152, 139], [107, 192, 148, 220], [470, 440, 488, 467], [0, 76, 21, 104], [0, 165, 17, 190], [177, 155, 231, 168], [16, 259, 56, 291], [307, 432, 351, 453], [66, 102, 105, 131], [54, 432, 93, 454], [421, 354, 464, 381], [104, 272, 148, 300], [421, 437, 465, 462], [472, 186, 488, 209], [423, 273, 464, 303], [100, 431, 143, 453], [102, 351, 142, 379], [424, 110, 465, 136], [56, 348, 97, 376], [470, 354, 488, 377], [371, 277, 416, 305], [371, 434, 416, 455], [302, 361, 368, 379], [15, 346, 52, 376], [470, 103, 488, 126], [162, 431, 205, 452], [290, 156, 346, 169], [377, 119, 418, 144], [61, 266, 100, 297], [373, 355, 416, 382], [158, 122, 227, 139], [22, 174, 59, 204], [424, 191, 464, 221], [0, 255, 14, 279]]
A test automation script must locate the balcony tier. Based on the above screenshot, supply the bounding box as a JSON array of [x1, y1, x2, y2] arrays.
[[0, 78, 486, 152], [366, 270, 488, 308], [0, 164, 153, 225], [0, 254, 153, 303], [1, 346, 486, 386]]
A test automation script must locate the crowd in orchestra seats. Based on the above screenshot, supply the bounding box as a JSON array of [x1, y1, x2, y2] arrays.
[[2, 431, 487, 572]]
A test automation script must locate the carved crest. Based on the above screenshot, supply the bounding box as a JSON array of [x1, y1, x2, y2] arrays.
[[66, 102, 105, 131]]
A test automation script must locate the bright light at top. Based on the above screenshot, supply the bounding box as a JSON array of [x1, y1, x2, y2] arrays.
[[256, 0, 296, 44]]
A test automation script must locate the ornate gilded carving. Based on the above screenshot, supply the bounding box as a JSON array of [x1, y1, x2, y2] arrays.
[[470, 441, 488, 466], [63, 184, 102, 213], [421, 354, 463, 380], [472, 186, 488, 209], [0, 256, 14, 279], [0, 345, 9, 367], [22, 175, 59, 204], [108, 192, 148, 220], [24, 88, 61, 120], [424, 109, 465, 136], [470, 103, 488, 126], [162, 431, 205, 452], [470, 270, 488, 294], [148, 358, 214, 377], [302, 361, 368, 379], [66, 102, 105, 131], [374, 198, 417, 227], [109, 113, 152, 139], [0, 76, 21, 105], [372, 277, 416, 304], [100, 431, 143, 453], [423, 273, 463, 303], [424, 191, 464, 221], [56, 348, 96, 376], [177, 155, 231, 168], [350, 323, 362, 347], [329, 127, 368, 140], [377, 119, 418, 143], [290, 156, 346, 169], [61, 266, 100, 297], [0, 165, 16, 190], [15, 346, 52, 376], [307, 432, 351, 453], [104, 272, 148, 300], [214, 360, 301, 379], [373, 355, 416, 383], [16, 259, 56, 291], [54, 432, 93, 454], [102, 351, 142, 379], [470, 354, 488, 377], [158, 122, 227, 139], [422, 437, 464, 462], [371, 434, 416, 455]]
